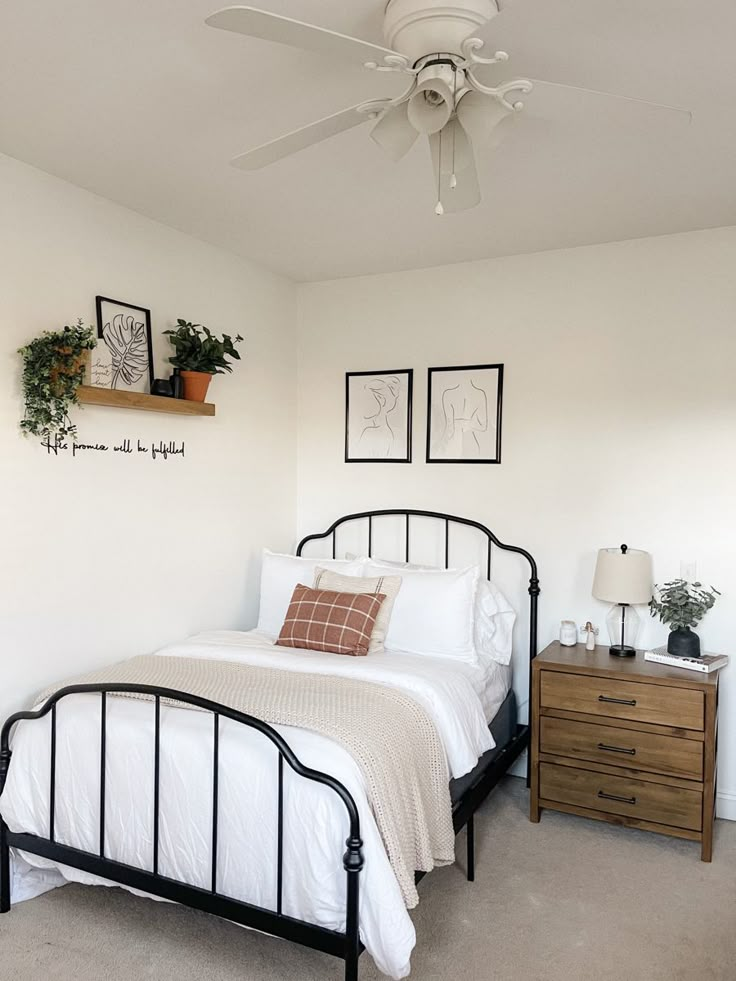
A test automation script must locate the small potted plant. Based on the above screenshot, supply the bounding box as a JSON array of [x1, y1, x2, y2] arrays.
[[650, 579, 720, 657], [18, 320, 96, 441], [163, 319, 244, 402]]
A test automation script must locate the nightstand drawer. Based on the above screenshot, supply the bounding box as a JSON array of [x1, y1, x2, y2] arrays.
[[540, 716, 704, 780], [540, 672, 704, 730], [540, 762, 703, 831]]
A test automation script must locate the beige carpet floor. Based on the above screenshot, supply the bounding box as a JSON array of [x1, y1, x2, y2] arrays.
[[1, 777, 734, 981]]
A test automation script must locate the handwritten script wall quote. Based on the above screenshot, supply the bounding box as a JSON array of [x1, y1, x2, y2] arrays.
[[42, 435, 185, 461]]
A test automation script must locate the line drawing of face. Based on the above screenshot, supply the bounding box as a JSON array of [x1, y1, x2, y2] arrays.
[[363, 375, 400, 423], [357, 375, 403, 457]]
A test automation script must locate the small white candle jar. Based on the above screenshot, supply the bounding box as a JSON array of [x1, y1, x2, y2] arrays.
[[559, 620, 577, 646]]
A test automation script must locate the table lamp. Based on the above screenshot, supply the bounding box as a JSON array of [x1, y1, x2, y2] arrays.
[[592, 545, 653, 656]]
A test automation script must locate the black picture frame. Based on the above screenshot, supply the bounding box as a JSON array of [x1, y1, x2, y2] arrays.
[[345, 369, 413, 463], [92, 295, 154, 392], [426, 363, 504, 464]]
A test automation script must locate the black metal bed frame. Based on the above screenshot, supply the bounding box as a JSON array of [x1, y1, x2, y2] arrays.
[[0, 509, 539, 981]]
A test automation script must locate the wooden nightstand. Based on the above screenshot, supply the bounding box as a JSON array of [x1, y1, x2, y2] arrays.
[[530, 642, 719, 861]]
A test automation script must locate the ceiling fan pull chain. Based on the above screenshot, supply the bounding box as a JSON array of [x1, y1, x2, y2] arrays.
[[450, 69, 458, 190], [435, 126, 444, 216]]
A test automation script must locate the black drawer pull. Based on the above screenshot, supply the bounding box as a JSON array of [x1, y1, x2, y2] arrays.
[[598, 694, 637, 706], [598, 790, 637, 805], [597, 742, 636, 756]]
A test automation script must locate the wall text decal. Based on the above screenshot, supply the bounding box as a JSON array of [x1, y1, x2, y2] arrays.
[[41, 435, 185, 460]]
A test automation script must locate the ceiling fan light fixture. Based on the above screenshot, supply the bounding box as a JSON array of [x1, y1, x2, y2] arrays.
[[407, 72, 455, 135], [456, 91, 512, 146], [370, 103, 419, 161]]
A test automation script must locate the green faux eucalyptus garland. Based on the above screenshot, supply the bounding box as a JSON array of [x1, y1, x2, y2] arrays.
[[19, 320, 96, 441]]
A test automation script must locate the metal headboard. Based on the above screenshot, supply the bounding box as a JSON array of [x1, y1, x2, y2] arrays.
[[297, 509, 540, 705]]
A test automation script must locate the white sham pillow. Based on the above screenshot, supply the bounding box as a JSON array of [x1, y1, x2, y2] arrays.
[[352, 554, 516, 665], [474, 579, 516, 666], [256, 550, 364, 639], [362, 561, 479, 662], [313, 568, 402, 655]]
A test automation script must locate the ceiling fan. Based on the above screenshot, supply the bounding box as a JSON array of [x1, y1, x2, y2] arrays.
[[205, 1, 690, 215]]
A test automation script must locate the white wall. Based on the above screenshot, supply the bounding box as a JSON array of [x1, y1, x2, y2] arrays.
[[296, 227, 736, 816], [0, 154, 297, 722], [3, 154, 734, 820]]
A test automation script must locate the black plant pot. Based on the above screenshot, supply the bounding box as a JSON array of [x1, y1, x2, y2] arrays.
[[667, 627, 701, 658]]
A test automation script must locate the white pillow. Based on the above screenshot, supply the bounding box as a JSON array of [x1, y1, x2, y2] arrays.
[[474, 579, 516, 666], [362, 561, 479, 662], [313, 568, 402, 655], [257, 550, 365, 639], [352, 554, 516, 665]]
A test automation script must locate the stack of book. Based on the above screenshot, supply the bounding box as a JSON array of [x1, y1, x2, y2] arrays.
[[644, 647, 729, 674]]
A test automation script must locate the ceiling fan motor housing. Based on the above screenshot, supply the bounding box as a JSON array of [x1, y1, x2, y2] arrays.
[[384, 0, 499, 64]]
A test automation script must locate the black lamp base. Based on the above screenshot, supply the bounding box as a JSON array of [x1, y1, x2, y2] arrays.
[[609, 644, 637, 658]]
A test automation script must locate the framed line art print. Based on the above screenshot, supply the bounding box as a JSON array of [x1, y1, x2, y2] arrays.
[[345, 369, 413, 463], [426, 363, 504, 464], [91, 295, 154, 393]]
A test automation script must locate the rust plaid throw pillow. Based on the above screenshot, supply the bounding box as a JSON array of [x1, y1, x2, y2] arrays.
[[276, 584, 386, 656]]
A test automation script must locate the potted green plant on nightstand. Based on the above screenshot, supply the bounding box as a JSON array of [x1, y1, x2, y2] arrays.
[[18, 320, 96, 441], [650, 579, 720, 657], [163, 319, 243, 402]]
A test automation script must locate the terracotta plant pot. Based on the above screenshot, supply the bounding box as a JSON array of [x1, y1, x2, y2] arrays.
[[180, 370, 212, 402], [49, 348, 90, 396]]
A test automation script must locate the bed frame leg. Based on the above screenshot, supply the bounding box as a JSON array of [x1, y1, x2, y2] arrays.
[[345, 954, 359, 981], [0, 822, 9, 914], [343, 833, 363, 981], [0, 744, 11, 914], [466, 815, 475, 883]]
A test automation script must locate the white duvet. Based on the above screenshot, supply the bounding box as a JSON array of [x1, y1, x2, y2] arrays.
[[0, 630, 497, 979]]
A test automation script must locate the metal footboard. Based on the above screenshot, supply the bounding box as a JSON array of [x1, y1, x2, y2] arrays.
[[0, 684, 364, 981]]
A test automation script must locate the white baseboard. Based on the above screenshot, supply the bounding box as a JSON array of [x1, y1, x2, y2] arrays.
[[716, 790, 736, 821], [506, 753, 736, 823]]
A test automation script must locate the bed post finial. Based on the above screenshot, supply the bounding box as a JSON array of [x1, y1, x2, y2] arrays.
[[343, 834, 364, 874]]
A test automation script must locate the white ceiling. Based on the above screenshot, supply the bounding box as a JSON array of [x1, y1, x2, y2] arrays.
[[2, 0, 735, 281]]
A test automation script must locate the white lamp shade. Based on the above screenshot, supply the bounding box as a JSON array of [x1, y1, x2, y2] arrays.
[[370, 103, 418, 161], [407, 76, 454, 135], [592, 547, 652, 605], [456, 92, 511, 146]]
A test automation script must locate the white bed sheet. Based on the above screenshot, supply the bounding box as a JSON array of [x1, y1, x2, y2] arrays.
[[450, 652, 512, 725], [0, 631, 502, 980]]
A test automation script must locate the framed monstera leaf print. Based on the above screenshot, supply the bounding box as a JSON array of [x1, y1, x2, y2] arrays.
[[91, 296, 154, 393]]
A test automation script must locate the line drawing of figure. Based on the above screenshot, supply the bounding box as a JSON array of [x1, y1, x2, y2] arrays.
[[357, 375, 402, 458], [435, 375, 490, 458]]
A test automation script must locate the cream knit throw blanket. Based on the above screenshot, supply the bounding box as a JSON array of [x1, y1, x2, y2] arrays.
[[40, 654, 455, 907]]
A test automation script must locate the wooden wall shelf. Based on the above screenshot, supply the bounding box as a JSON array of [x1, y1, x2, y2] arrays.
[[77, 386, 215, 417]]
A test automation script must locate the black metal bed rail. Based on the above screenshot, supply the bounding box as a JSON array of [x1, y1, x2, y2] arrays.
[[0, 683, 365, 980]]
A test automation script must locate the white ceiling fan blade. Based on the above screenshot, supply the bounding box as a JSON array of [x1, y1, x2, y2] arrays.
[[529, 78, 693, 121], [206, 6, 402, 67], [370, 104, 419, 162], [468, 1, 694, 122], [231, 104, 371, 171], [429, 121, 481, 214]]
